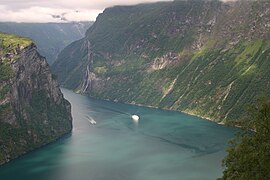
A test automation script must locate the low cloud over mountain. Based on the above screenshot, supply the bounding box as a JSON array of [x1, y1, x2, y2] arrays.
[[0, 0, 172, 22]]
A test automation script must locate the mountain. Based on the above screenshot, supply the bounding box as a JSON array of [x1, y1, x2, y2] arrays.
[[53, 0, 270, 124], [0, 32, 72, 165], [0, 22, 93, 64]]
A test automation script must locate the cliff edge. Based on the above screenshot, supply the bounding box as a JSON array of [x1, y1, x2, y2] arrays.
[[0, 32, 72, 165]]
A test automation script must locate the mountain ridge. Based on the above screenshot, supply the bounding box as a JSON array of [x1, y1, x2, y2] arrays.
[[0, 22, 93, 64], [53, 0, 270, 124]]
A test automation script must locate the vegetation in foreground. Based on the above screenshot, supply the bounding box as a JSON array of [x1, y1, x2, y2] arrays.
[[220, 100, 270, 179]]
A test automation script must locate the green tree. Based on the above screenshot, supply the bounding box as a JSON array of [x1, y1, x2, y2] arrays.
[[220, 100, 270, 180]]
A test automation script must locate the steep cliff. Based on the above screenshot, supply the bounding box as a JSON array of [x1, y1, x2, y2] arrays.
[[0, 32, 72, 165], [53, 0, 270, 124], [0, 22, 93, 64]]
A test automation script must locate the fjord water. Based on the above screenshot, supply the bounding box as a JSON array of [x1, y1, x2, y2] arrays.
[[0, 89, 237, 180]]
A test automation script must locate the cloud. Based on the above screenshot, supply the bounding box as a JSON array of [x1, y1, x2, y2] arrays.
[[0, 5, 104, 22], [0, 0, 172, 22]]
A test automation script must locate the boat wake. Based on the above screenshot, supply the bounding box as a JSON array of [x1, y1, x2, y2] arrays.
[[86, 115, 96, 125]]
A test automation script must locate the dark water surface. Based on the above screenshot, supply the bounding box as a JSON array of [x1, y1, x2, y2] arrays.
[[0, 89, 238, 180]]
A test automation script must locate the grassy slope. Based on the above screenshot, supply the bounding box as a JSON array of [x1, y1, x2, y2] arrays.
[[0, 32, 32, 82], [54, 1, 270, 124]]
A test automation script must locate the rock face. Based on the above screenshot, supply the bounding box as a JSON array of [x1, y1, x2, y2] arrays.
[[0, 32, 72, 165], [53, 0, 270, 124]]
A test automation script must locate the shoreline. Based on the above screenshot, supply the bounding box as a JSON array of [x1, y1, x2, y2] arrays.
[[63, 87, 242, 129], [72, 89, 235, 128], [127, 102, 229, 126], [0, 132, 72, 166], [127, 103, 243, 129]]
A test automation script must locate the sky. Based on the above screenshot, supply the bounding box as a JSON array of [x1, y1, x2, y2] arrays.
[[0, 0, 173, 23]]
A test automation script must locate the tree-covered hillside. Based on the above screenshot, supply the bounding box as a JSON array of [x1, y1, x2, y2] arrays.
[[220, 100, 270, 179], [53, 0, 270, 124]]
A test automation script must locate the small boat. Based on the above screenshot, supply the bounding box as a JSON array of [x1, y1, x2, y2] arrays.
[[131, 115, 140, 121]]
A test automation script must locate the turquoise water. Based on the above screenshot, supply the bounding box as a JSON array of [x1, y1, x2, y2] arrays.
[[0, 89, 238, 180]]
